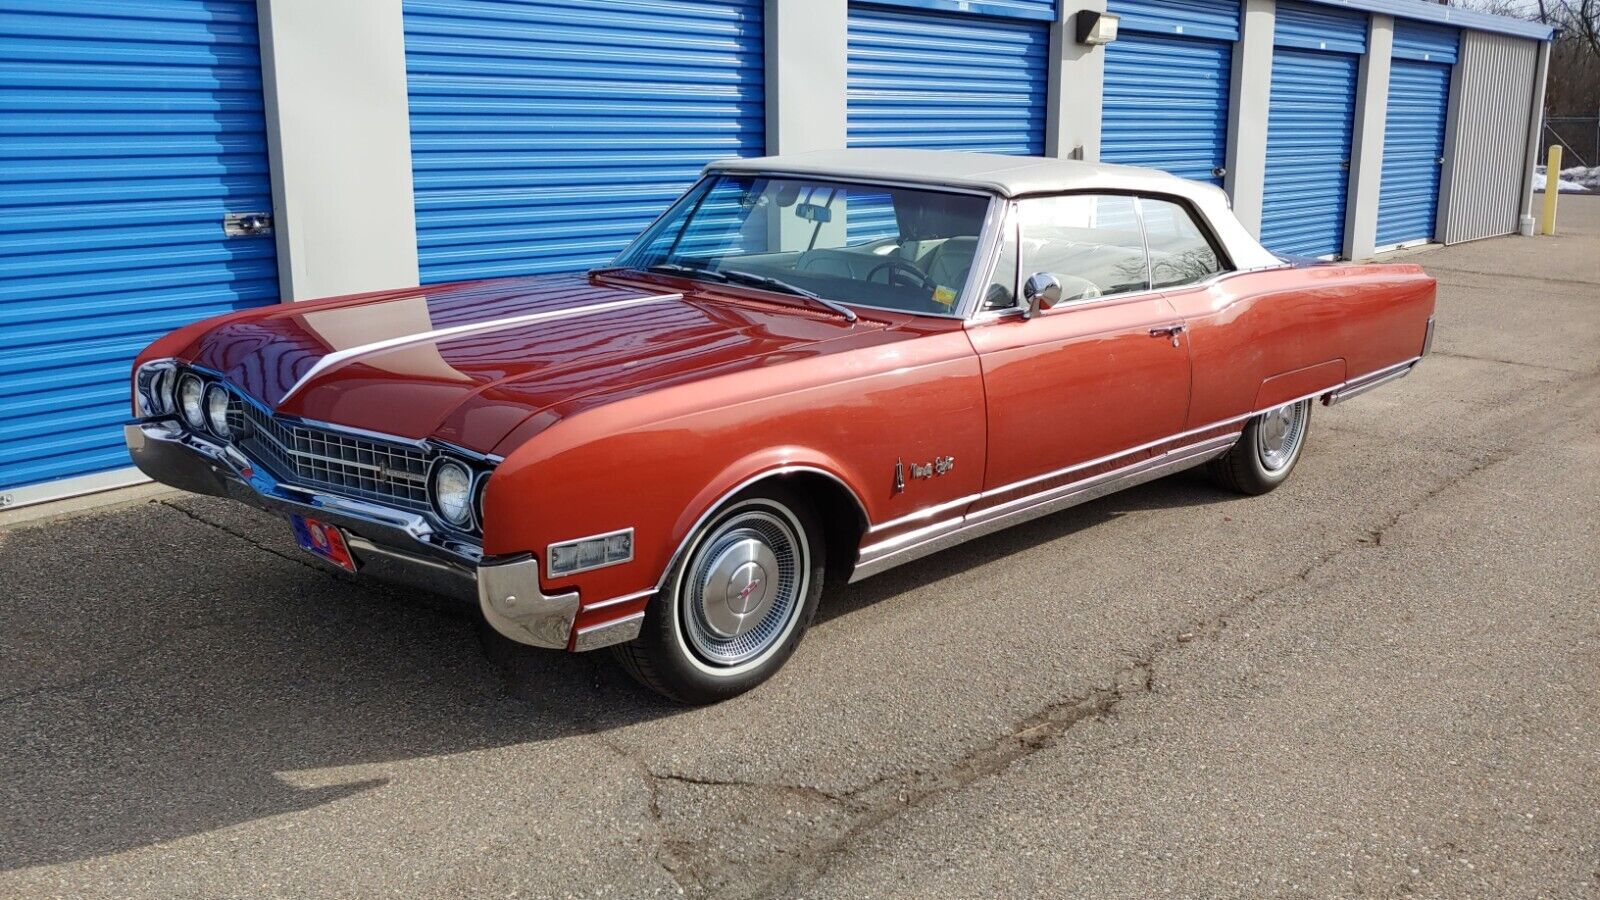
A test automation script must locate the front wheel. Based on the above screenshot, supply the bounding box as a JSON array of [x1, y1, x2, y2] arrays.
[[613, 487, 824, 704], [1208, 398, 1312, 495]]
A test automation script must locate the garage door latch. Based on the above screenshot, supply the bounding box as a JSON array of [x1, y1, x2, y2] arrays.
[[224, 212, 274, 237]]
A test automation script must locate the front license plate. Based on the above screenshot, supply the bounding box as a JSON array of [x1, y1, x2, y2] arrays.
[[290, 515, 357, 572]]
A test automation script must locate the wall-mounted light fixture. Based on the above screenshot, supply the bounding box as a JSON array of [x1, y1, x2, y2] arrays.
[[1075, 11, 1120, 45]]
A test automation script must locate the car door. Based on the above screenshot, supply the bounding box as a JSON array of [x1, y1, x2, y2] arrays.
[[965, 193, 1193, 515], [1134, 194, 1242, 430]]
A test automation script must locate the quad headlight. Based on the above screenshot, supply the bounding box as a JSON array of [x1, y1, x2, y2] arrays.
[[430, 459, 474, 528], [204, 383, 232, 438], [177, 373, 207, 431]]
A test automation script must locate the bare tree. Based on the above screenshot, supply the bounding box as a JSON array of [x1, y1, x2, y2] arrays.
[[1456, 0, 1600, 119], [1562, 0, 1600, 58]]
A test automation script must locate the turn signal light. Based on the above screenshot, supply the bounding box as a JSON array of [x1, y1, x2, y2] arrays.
[[548, 529, 633, 577]]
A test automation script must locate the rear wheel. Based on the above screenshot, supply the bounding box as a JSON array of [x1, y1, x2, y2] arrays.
[[1209, 398, 1312, 495], [614, 487, 824, 704]]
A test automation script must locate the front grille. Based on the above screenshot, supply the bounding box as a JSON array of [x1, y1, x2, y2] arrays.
[[229, 399, 432, 512]]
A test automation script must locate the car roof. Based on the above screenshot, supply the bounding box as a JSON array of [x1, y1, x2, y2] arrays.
[[705, 148, 1286, 272], [705, 148, 1206, 201]]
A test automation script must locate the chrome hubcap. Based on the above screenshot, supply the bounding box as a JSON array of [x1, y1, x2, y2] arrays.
[[1256, 400, 1308, 472], [700, 540, 779, 637], [681, 508, 804, 667]]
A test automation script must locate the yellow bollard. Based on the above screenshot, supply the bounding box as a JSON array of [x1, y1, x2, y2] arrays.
[[1540, 145, 1561, 236]]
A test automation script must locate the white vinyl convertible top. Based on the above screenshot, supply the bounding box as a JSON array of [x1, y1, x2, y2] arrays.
[[707, 149, 1284, 270]]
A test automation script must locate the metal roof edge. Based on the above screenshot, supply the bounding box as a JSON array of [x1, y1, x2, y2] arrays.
[[1303, 0, 1554, 41]]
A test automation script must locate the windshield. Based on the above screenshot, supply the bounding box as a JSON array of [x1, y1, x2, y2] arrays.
[[612, 174, 992, 316]]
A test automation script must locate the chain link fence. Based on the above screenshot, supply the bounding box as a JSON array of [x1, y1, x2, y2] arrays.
[[1542, 116, 1600, 167]]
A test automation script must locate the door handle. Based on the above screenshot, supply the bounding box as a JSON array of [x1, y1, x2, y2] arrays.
[[1149, 323, 1187, 347]]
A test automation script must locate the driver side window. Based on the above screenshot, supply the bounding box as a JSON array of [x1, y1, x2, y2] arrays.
[[1016, 194, 1148, 304]]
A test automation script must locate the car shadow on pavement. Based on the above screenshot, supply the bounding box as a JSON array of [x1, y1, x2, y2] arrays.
[[0, 473, 1231, 873], [0, 499, 685, 873]]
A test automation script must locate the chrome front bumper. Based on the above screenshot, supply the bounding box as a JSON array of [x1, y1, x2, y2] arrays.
[[124, 420, 582, 650]]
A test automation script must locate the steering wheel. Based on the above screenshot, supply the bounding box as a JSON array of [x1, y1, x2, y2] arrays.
[[867, 257, 939, 291]]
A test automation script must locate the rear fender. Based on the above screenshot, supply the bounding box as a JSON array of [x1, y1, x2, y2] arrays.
[[1253, 359, 1347, 410]]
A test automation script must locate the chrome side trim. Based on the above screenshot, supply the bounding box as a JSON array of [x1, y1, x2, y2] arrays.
[[868, 492, 982, 535], [280, 293, 681, 403], [582, 587, 654, 613], [652, 465, 870, 595], [984, 414, 1253, 501], [850, 434, 1238, 583], [1422, 316, 1436, 356], [572, 611, 646, 652], [1324, 360, 1417, 405]]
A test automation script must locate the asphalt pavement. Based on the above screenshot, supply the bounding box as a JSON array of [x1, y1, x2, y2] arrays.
[[2, 198, 1597, 899]]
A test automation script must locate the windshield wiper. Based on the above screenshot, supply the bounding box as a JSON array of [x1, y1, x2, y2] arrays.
[[643, 262, 729, 282], [717, 269, 858, 323]]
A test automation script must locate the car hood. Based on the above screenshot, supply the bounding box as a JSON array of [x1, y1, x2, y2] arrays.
[[181, 273, 881, 454]]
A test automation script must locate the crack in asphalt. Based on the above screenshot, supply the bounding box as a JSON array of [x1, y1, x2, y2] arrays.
[[588, 734, 695, 895], [651, 770, 851, 805], [1426, 265, 1600, 290], [591, 733, 862, 897], [1429, 350, 1585, 375]]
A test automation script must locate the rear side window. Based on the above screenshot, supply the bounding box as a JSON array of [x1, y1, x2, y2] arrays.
[[1016, 194, 1147, 302], [1139, 197, 1227, 289]]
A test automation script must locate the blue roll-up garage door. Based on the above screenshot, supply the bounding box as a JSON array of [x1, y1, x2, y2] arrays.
[[1376, 21, 1458, 250], [0, 0, 279, 498], [404, 0, 765, 284], [847, 3, 1051, 155], [1259, 2, 1366, 258], [1101, 0, 1239, 187]]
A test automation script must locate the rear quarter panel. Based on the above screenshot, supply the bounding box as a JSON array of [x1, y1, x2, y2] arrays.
[[481, 323, 987, 626], [1165, 263, 1436, 428]]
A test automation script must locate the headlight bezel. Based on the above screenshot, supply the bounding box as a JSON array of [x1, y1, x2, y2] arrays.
[[134, 361, 179, 417], [203, 383, 232, 438], [473, 471, 491, 531], [151, 366, 177, 415], [429, 457, 476, 531], [176, 373, 207, 431]]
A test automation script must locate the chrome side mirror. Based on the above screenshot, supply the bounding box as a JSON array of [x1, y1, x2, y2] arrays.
[[1022, 272, 1062, 318]]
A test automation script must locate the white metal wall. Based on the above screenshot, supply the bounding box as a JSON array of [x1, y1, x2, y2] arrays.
[[1437, 30, 1541, 244]]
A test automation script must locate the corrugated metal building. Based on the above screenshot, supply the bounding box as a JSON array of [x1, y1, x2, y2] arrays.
[[0, 0, 1554, 507]]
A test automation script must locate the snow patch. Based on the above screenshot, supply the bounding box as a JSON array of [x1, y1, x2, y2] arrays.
[[1535, 165, 1599, 194]]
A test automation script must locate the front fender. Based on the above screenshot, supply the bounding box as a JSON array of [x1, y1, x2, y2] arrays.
[[481, 425, 882, 613], [478, 333, 987, 626]]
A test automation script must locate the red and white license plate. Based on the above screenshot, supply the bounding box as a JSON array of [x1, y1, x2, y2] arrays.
[[290, 514, 357, 572]]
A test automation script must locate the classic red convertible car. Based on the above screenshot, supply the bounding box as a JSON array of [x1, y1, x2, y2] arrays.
[[126, 150, 1435, 703]]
